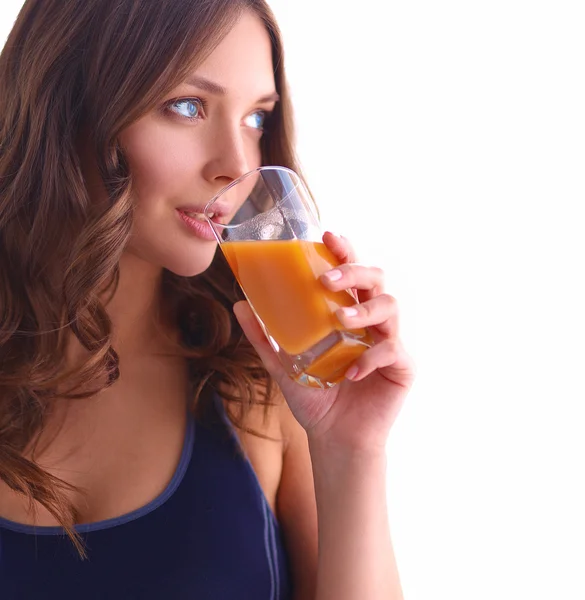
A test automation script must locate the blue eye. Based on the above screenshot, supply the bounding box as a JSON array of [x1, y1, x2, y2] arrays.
[[170, 99, 202, 120], [245, 111, 266, 130]]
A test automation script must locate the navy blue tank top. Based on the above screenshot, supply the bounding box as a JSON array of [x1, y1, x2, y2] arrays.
[[0, 395, 292, 599]]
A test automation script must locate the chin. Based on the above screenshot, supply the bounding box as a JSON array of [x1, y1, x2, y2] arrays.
[[125, 232, 220, 278], [162, 244, 219, 278]]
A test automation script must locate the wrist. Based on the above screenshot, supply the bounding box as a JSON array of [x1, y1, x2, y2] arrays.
[[308, 434, 388, 472], [305, 418, 391, 461]]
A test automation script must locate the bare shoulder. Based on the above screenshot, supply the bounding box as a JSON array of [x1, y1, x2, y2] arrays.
[[221, 387, 318, 598], [219, 390, 284, 516], [275, 391, 319, 600]]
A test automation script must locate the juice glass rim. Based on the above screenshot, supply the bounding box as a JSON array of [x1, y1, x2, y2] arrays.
[[203, 165, 299, 219], [203, 165, 319, 240]]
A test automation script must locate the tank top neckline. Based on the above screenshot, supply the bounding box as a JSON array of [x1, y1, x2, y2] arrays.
[[0, 413, 196, 535]]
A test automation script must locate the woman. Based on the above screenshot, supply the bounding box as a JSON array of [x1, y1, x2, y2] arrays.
[[0, 0, 415, 598]]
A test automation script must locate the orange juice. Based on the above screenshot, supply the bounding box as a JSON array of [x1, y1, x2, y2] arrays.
[[222, 240, 371, 376]]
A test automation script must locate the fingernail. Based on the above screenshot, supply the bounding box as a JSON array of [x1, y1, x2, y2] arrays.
[[341, 307, 358, 318], [345, 365, 359, 380], [324, 269, 342, 282]]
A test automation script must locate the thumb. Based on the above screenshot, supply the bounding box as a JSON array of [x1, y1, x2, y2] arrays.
[[233, 301, 288, 384]]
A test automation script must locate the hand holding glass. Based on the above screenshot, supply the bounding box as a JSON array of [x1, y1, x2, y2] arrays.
[[204, 167, 373, 388]]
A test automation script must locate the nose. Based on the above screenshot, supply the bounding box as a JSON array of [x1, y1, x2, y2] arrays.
[[201, 121, 252, 187]]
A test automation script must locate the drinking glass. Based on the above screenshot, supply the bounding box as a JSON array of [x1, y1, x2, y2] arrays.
[[204, 166, 373, 388]]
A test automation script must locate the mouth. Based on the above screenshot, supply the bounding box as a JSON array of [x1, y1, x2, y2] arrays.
[[176, 203, 228, 225], [176, 208, 220, 241], [179, 210, 215, 222]]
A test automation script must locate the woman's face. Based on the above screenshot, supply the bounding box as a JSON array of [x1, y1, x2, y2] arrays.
[[119, 11, 279, 277]]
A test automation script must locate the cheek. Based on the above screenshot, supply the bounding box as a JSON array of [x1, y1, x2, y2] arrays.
[[120, 119, 198, 210], [118, 120, 213, 276]]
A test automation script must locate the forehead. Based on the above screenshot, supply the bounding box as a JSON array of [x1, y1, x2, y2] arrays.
[[187, 11, 275, 97]]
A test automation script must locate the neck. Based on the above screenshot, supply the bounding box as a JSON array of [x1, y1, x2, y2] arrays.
[[103, 251, 170, 355]]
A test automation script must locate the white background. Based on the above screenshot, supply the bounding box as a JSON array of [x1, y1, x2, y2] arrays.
[[2, 1, 585, 598]]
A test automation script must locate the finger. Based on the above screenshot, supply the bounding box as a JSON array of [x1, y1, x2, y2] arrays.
[[232, 301, 288, 386], [345, 338, 415, 385], [335, 293, 398, 337], [322, 231, 358, 264], [321, 263, 385, 295]]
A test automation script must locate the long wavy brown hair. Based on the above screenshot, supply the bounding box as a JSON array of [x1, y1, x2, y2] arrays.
[[0, 0, 300, 555]]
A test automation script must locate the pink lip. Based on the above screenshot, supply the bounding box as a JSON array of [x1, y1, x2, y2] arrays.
[[176, 202, 230, 219], [176, 209, 218, 241]]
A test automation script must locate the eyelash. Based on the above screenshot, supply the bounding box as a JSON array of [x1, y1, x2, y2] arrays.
[[164, 97, 271, 131]]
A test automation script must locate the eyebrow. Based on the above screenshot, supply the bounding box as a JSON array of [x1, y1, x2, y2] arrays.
[[185, 75, 280, 104]]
